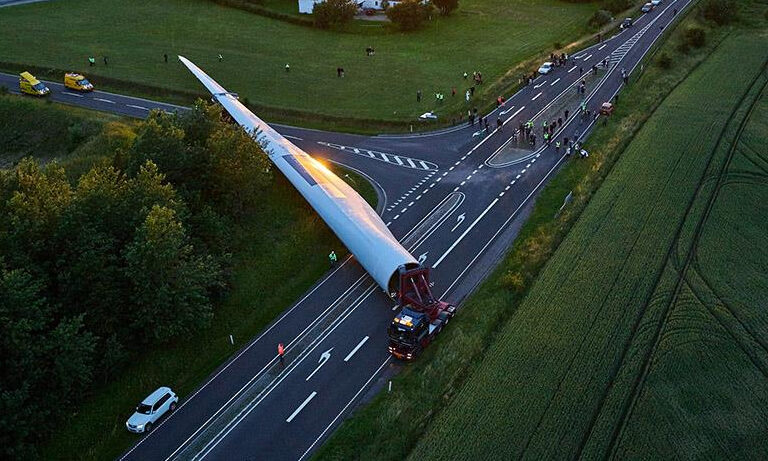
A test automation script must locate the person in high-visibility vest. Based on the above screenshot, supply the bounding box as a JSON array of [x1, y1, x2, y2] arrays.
[[328, 250, 337, 267], [555, 140, 561, 153], [88, 56, 95, 67], [278, 343, 285, 366]]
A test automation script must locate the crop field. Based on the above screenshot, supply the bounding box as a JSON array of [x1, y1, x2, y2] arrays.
[[407, 32, 768, 460], [0, 0, 596, 123]]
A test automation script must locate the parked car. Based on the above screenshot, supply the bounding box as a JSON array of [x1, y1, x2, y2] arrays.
[[64, 72, 94, 92], [19, 71, 50, 96], [641, 2, 653, 12], [538, 62, 553, 75], [651, 0, 662, 5], [126, 387, 179, 433], [620, 17, 633, 29]]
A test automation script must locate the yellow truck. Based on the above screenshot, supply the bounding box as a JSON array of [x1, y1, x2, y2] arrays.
[[64, 72, 94, 92], [19, 71, 50, 96]]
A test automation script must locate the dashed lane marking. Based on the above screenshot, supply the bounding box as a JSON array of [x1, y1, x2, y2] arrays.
[[532, 92, 542, 101]]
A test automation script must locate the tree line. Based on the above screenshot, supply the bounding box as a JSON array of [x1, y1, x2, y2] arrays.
[[0, 102, 272, 458]]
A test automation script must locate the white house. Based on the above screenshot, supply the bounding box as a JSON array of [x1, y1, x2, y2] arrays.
[[298, 0, 400, 14]]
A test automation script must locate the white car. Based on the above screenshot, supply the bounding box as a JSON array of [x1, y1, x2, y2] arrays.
[[651, 0, 662, 5], [538, 62, 553, 75], [126, 387, 179, 433]]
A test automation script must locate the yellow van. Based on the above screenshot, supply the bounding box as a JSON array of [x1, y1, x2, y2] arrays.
[[19, 71, 50, 96], [64, 72, 94, 92]]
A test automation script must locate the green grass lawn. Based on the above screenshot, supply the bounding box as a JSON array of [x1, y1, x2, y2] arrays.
[[0, 0, 597, 125], [407, 29, 768, 461]]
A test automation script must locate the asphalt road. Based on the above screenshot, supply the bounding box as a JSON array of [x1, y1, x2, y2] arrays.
[[0, 1, 692, 458]]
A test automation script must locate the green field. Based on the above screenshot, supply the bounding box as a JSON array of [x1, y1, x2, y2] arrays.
[[406, 32, 768, 459], [0, 0, 597, 125]]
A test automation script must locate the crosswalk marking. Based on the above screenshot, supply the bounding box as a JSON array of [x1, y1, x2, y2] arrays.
[[317, 141, 438, 171]]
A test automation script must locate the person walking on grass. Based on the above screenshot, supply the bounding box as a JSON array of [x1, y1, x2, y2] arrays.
[[328, 250, 337, 268], [88, 56, 95, 67], [164, 53, 168, 63], [285, 63, 290, 72], [103, 56, 108, 66], [218, 54, 223, 62]]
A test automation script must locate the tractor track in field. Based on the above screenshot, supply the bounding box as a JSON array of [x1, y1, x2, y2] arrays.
[[568, 49, 768, 460], [603, 56, 768, 459]]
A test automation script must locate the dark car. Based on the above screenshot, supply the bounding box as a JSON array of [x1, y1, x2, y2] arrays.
[[620, 17, 633, 29]]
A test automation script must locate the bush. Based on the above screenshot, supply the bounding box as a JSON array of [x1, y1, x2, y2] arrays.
[[684, 26, 706, 48], [603, 0, 632, 14], [313, 0, 358, 28], [657, 52, 673, 69], [386, 0, 433, 30], [701, 0, 736, 25], [432, 0, 458, 16], [588, 9, 612, 28]]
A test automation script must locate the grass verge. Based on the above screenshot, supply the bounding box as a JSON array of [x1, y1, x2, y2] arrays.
[[315, 2, 768, 459]]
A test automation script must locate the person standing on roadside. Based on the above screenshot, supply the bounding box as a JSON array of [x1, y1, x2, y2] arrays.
[[417, 90, 422, 102], [328, 250, 337, 268], [497, 117, 502, 131], [278, 343, 285, 367]]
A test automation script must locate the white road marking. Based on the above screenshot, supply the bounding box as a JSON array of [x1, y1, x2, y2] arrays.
[[344, 336, 369, 362], [62, 91, 83, 98], [584, 54, 593, 61], [451, 213, 466, 232], [550, 78, 561, 86], [500, 105, 516, 115], [531, 92, 542, 101], [502, 106, 526, 126], [126, 104, 149, 110], [94, 97, 115, 104], [599, 44, 607, 50], [283, 134, 304, 141], [534, 80, 547, 89], [286, 392, 317, 423], [433, 198, 499, 268], [568, 66, 577, 73], [305, 348, 333, 381], [298, 357, 390, 461]]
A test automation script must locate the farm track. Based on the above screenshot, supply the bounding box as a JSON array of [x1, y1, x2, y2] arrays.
[[569, 38, 736, 458], [604, 55, 768, 459]]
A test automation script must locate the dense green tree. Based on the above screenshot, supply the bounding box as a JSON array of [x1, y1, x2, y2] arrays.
[[0, 266, 95, 459], [124, 205, 222, 342], [387, 0, 433, 30], [313, 0, 358, 28]]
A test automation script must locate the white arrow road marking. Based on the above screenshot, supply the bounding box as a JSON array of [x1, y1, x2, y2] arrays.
[[62, 91, 83, 98], [451, 213, 466, 232], [550, 78, 561, 86], [126, 104, 149, 110], [344, 336, 369, 362], [531, 92, 543, 101], [534, 80, 547, 89], [500, 105, 516, 115], [305, 348, 333, 381], [286, 392, 317, 423], [418, 252, 428, 265], [434, 198, 499, 268], [94, 97, 115, 104]]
